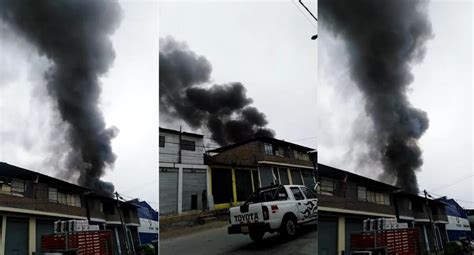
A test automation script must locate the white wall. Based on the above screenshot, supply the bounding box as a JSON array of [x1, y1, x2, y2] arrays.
[[159, 131, 205, 165]]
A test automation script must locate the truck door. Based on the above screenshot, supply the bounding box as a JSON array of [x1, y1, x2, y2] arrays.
[[300, 186, 318, 221], [289, 186, 307, 222]]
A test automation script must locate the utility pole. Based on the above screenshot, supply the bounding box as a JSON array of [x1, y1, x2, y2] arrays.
[[424, 189, 438, 254], [178, 125, 182, 164], [308, 150, 319, 250], [115, 192, 130, 255]]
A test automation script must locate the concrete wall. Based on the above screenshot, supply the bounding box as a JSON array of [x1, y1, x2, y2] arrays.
[[159, 131, 205, 165]]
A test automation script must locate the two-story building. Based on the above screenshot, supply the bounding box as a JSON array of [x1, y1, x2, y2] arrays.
[[206, 136, 316, 210], [85, 193, 141, 254], [318, 163, 449, 255], [0, 162, 88, 254], [437, 197, 473, 242], [392, 191, 449, 253], [159, 127, 208, 215], [0, 162, 140, 255]]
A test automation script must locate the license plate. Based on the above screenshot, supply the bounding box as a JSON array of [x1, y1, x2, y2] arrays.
[[241, 225, 249, 233]]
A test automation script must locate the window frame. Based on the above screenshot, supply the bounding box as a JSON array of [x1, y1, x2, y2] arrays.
[[319, 177, 335, 196], [180, 139, 195, 151], [159, 136, 165, 147], [263, 143, 273, 155], [301, 186, 317, 199], [48, 187, 58, 203], [11, 179, 25, 197], [357, 186, 367, 201], [290, 187, 305, 201]]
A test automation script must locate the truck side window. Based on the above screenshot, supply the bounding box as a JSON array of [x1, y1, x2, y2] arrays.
[[301, 187, 317, 199], [277, 186, 288, 201], [290, 187, 305, 201]]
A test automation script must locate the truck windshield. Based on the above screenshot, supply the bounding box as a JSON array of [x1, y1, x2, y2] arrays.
[[244, 186, 288, 205]]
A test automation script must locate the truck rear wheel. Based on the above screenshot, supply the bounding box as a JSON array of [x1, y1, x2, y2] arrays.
[[280, 217, 297, 239], [249, 230, 264, 242]]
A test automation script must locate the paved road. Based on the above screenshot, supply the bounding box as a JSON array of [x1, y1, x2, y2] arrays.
[[160, 223, 317, 255]]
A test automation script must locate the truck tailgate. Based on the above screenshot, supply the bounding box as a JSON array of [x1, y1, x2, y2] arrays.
[[229, 204, 264, 225]]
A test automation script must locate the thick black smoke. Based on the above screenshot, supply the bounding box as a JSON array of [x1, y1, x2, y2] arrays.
[[320, 0, 432, 193], [160, 37, 274, 145], [0, 0, 122, 195]]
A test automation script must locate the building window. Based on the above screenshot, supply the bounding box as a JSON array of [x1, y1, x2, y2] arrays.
[[0, 177, 11, 195], [358, 186, 367, 201], [180, 139, 195, 151], [383, 193, 390, 205], [319, 178, 335, 196], [66, 194, 81, 207], [159, 136, 165, 147], [293, 150, 310, 161], [408, 200, 412, 210], [48, 187, 58, 203], [264, 143, 273, 155], [362, 188, 390, 205], [49, 187, 81, 207], [11, 179, 25, 197], [0, 178, 25, 197], [272, 167, 280, 184], [302, 153, 309, 161]]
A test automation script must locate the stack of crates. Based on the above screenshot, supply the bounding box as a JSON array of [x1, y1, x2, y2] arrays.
[[42, 230, 114, 255], [54, 220, 100, 233], [363, 218, 409, 231]]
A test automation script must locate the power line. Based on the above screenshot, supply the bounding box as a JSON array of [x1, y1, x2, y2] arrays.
[[291, 0, 318, 29], [290, 136, 318, 143], [424, 190, 474, 206], [430, 174, 474, 192], [118, 192, 159, 206], [120, 177, 159, 194]]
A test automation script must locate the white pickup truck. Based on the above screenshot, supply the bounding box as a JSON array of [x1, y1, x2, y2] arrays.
[[227, 184, 317, 242]]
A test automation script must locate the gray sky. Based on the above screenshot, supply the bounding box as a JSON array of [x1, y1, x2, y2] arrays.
[[318, 0, 473, 208], [0, 1, 159, 209]]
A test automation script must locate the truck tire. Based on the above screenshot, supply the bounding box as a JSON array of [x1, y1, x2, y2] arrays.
[[249, 230, 265, 242], [280, 216, 297, 239]]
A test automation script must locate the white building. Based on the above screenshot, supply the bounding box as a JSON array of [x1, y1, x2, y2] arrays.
[[159, 127, 208, 215]]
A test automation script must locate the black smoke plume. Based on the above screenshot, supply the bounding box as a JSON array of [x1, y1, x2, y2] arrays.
[[160, 37, 274, 145], [320, 0, 432, 193], [0, 0, 122, 195]]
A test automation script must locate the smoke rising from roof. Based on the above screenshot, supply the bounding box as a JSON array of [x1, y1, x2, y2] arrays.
[[320, 0, 432, 194], [160, 37, 275, 145], [0, 0, 122, 195]]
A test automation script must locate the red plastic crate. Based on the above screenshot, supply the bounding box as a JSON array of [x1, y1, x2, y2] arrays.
[[41, 230, 114, 255], [351, 228, 421, 255]]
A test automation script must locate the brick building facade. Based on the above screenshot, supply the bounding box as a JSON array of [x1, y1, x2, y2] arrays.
[[206, 137, 316, 210]]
